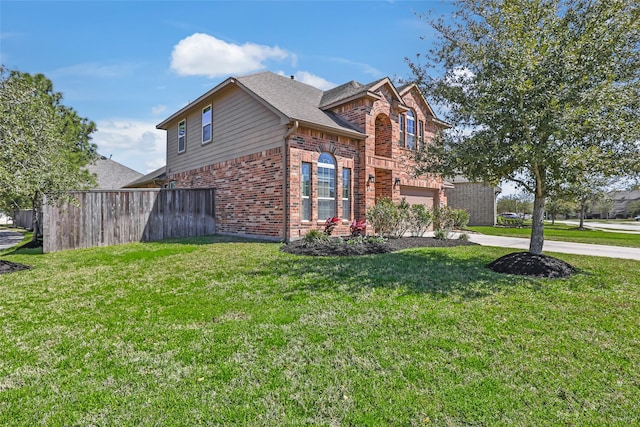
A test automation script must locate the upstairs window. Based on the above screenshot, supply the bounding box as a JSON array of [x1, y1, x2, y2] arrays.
[[406, 110, 416, 150], [398, 114, 405, 148], [178, 119, 186, 153], [418, 120, 424, 150], [202, 105, 212, 144], [301, 162, 311, 221], [317, 153, 336, 220], [342, 168, 351, 220]]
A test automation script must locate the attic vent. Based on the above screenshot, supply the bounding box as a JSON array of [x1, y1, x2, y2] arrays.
[[290, 75, 295, 80]]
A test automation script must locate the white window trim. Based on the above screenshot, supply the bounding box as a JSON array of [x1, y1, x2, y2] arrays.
[[406, 110, 416, 150], [342, 168, 351, 220], [178, 119, 186, 154], [202, 104, 212, 145], [317, 153, 337, 219], [301, 162, 311, 222]]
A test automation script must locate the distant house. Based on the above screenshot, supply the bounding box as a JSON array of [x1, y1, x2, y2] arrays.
[[156, 71, 451, 242], [447, 176, 500, 226], [85, 155, 143, 189], [123, 166, 168, 189], [605, 189, 640, 218]]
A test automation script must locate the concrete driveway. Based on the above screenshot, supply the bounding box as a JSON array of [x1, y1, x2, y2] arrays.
[[467, 234, 640, 261], [560, 220, 640, 234], [0, 230, 24, 250]]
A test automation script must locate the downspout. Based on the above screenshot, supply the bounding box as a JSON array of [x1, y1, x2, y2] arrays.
[[283, 120, 299, 242]]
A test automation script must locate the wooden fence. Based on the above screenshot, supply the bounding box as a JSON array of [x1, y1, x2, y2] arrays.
[[43, 189, 215, 253], [12, 209, 43, 234]]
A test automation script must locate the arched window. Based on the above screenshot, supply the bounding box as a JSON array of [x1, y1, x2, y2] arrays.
[[406, 110, 416, 150], [317, 153, 336, 220]]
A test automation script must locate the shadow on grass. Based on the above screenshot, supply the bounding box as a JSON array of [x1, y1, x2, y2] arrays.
[[266, 247, 543, 299]]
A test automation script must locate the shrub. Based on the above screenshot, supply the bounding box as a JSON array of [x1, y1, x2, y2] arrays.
[[431, 205, 455, 239], [433, 228, 450, 240], [409, 204, 432, 237], [366, 197, 399, 238], [303, 229, 329, 245], [451, 209, 470, 229], [393, 198, 411, 237]]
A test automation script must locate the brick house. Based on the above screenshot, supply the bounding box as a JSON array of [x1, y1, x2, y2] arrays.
[[156, 71, 450, 241]]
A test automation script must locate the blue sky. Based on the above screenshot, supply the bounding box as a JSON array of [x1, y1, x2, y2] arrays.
[[2, 0, 455, 176]]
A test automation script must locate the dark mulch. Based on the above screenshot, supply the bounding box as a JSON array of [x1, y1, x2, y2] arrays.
[[281, 236, 478, 257], [20, 238, 43, 249], [488, 252, 577, 279], [0, 260, 31, 274]]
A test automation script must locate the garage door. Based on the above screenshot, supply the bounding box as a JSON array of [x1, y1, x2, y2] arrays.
[[399, 186, 435, 208]]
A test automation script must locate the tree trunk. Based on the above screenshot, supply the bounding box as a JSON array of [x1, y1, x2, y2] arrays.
[[579, 201, 586, 229], [551, 213, 555, 225], [529, 195, 545, 255], [31, 193, 40, 243]]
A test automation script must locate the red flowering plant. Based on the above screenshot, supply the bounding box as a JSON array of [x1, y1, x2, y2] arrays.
[[323, 217, 340, 235], [350, 219, 367, 237]]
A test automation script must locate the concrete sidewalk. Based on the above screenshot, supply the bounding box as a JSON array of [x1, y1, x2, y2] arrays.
[[467, 234, 640, 261], [0, 230, 24, 251]]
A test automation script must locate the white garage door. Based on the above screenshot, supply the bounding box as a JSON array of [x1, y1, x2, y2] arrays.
[[399, 186, 435, 208]]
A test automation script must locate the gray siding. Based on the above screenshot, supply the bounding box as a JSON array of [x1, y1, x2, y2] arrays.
[[165, 85, 286, 176], [447, 183, 497, 226]]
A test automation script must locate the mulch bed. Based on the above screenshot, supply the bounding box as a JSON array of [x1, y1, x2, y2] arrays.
[[281, 236, 477, 257], [0, 260, 31, 274], [282, 236, 577, 279], [487, 252, 577, 279]]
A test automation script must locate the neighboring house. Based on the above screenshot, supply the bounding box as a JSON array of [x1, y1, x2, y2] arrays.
[[156, 71, 450, 241], [123, 166, 168, 188], [13, 155, 144, 231], [603, 189, 640, 218], [85, 155, 143, 189], [447, 176, 501, 226]]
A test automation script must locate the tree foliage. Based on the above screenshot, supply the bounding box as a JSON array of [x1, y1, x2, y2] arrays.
[[0, 67, 97, 238], [408, 0, 640, 253]]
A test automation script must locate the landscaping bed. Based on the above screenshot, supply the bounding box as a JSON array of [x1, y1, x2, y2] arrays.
[[281, 236, 477, 256]]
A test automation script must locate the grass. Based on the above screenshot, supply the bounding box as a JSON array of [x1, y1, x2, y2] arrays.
[[468, 223, 640, 248], [1, 235, 639, 426]]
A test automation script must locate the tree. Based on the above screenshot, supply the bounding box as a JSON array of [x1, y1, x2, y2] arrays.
[[627, 201, 640, 218], [497, 192, 532, 216], [408, 0, 640, 254], [0, 67, 97, 241]]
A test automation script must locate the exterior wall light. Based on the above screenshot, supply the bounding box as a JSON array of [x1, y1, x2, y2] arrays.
[[368, 174, 375, 184]]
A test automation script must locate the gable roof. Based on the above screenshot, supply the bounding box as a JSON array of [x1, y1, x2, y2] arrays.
[[157, 71, 448, 136], [235, 72, 364, 137], [85, 155, 143, 189], [123, 165, 167, 188]]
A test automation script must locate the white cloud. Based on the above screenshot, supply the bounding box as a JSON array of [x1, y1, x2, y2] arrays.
[[92, 120, 166, 174], [276, 70, 336, 90], [151, 104, 167, 115], [171, 33, 290, 78]]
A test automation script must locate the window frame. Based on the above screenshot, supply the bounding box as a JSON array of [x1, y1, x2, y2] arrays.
[[301, 162, 311, 222], [406, 110, 416, 150], [317, 153, 337, 220], [201, 105, 212, 145], [178, 119, 186, 154], [398, 114, 405, 148], [418, 120, 424, 151], [342, 167, 351, 220]]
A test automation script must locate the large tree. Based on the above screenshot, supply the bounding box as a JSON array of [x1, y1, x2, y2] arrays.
[[409, 0, 640, 254], [0, 67, 97, 241]]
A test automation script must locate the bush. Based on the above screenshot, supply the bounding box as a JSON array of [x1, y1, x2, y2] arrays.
[[302, 229, 329, 245], [451, 209, 470, 229], [366, 197, 400, 238], [409, 204, 432, 237]]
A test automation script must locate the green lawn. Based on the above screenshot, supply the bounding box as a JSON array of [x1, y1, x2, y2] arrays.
[[468, 223, 640, 248], [1, 236, 639, 426]]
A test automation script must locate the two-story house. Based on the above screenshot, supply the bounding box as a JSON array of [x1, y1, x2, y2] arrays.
[[156, 71, 450, 241]]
